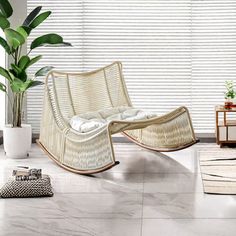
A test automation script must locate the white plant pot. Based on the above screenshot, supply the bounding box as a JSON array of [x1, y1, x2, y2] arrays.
[[3, 124, 32, 159]]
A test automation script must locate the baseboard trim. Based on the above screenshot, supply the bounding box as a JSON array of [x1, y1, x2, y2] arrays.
[[199, 137, 216, 143]]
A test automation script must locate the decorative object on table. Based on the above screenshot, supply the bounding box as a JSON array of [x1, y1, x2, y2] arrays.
[[0, 167, 53, 198], [0, 0, 72, 158], [199, 147, 236, 194], [224, 80, 236, 109], [12, 166, 42, 181], [215, 105, 236, 147], [37, 61, 198, 175]]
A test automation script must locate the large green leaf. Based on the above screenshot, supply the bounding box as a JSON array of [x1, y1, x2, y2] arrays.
[[23, 6, 42, 26], [18, 55, 30, 70], [11, 79, 43, 92], [19, 71, 27, 82], [0, 0, 13, 18], [10, 78, 24, 92], [26, 55, 42, 68], [21, 26, 31, 35], [24, 80, 44, 90], [16, 26, 28, 40], [0, 81, 6, 92], [10, 64, 27, 82], [0, 66, 12, 82], [0, 36, 11, 54], [29, 11, 51, 29], [0, 15, 10, 30], [44, 42, 72, 47], [11, 63, 21, 75], [4, 28, 25, 49], [35, 66, 54, 77], [30, 33, 71, 50], [8, 71, 15, 81]]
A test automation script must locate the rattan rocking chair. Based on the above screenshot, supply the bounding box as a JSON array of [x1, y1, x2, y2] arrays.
[[37, 61, 198, 174]]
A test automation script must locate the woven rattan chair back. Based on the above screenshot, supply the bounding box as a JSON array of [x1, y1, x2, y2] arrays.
[[47, 62, 131, 121]]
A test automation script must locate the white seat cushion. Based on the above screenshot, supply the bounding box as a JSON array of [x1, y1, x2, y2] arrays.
[[70, 106, 157, 133]]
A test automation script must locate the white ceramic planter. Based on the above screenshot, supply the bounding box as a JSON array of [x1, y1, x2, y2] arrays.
[[3, 124, 32, 158]]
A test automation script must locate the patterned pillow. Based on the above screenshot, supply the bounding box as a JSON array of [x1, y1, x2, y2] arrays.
[[0, 175, 53, 198]]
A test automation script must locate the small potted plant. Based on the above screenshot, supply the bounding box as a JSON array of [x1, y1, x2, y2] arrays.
[[0, 0, 71, 158], [224, 80, 236, 109]]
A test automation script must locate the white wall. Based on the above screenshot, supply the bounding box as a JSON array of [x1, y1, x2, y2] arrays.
[[0, 31, 5, 129]]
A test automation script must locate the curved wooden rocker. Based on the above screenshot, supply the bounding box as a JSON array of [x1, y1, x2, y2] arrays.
[[37, 61, 198, 174]]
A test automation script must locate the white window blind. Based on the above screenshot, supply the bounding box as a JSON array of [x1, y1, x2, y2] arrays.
[[82, 0, 192, 117], [27, 0, 236, 134], [192, 0, 236, 133]]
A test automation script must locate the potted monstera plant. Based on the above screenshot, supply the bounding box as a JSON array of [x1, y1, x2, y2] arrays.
[[0, 0, 71, 158]]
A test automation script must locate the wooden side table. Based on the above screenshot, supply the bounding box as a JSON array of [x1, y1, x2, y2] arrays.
[[215, 105, 236, 147]]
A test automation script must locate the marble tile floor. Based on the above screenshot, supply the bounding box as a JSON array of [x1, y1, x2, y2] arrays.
[[0, 143, 236, 236]]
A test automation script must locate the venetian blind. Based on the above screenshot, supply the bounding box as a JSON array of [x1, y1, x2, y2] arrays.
[[191, 0, 236, 133], [27, 0, 236, 134]]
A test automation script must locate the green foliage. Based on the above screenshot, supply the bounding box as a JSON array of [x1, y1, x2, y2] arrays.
[[10, 78, 43, 93], [18, 56, 30, 70], [0, 0, 13, 18], [35, 66, 54, 77], [5, 28, 25, 49], [0, 15, 10, 30], [0, 2, 72, 127], [20, 26, 31, 35], [23, 6, 42, 26], [0, 66, 12, 82], [16, 26, 28, 40], [0, 81, 6, 92], [225, 80, 236, 99], [10, 63, 27, 82], [31, 33, 71, 50], [0, 36, 10, 54], [27, 55, 42, 68], [29, 11, 51, 29]]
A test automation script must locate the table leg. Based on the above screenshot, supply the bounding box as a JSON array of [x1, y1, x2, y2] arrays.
[[224, 112, 226, 126], [216, 111, 219, 144]]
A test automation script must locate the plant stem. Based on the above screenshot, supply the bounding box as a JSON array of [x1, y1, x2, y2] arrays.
[[6, 92, 13, 118], [11, 53, 15, 60], [18, 46, 22, 61], [27, 49, 32, 56], [12, 93, 16, 127], [17, 93, 22, 127], [12, 92, 24, 127], [15, 49, 18, 65]]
